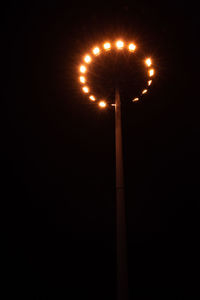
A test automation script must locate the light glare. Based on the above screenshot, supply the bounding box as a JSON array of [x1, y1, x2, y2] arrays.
[[80, 65, 86, 73], [145, 58, 152, 67], [89, 95, 96, 101], [93, 47, 100, 55], [148, 80, 152, 86], [84, 55, 92, 63], [80, 76, 86, 83], [116, 40, 124, 49], [132, 98, 139, 102], [128, 43, 136, 52], [103, 42, 111, 50], [82, 86, 89, 93], [99, 101, 106, 108], [149, 69, 155, 77], [142, 89, 148, 94]]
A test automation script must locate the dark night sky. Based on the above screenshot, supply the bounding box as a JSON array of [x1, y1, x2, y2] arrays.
[[3, 1, 200, 299]]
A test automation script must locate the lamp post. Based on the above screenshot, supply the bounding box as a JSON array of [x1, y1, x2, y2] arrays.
[[77, 40, 155, 300], [115, 87, 128, 300]]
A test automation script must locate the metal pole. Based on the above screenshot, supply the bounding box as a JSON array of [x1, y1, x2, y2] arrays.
[[115, 88, 129, 300]]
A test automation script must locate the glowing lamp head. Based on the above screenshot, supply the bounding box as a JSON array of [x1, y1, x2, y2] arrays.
[[82, 86, 89, 93], [84, 55, 92, 63], [132, 98, 139, 102], [128, 43, 136, 52], [89, 95, 96, 101], [80, 65, 86, 73], [99, 101, 106, 108], [80, 76, 86, 84], [142, 89, 148, 94], [145, 58, 152, 67], [149, 69, 155, 77], [103, 42, 111, 50], [148, 80, 152, 86], [116, 40, 124, 49], [93, 47, 100, 55]]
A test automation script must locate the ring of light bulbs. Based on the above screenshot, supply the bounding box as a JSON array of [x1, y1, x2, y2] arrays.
[[78, 40, 155, 108]]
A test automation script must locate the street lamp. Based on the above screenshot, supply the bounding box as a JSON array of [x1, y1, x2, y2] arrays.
[[77, 39, 156, 300]]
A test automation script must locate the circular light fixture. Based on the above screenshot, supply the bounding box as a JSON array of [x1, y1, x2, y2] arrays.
[[78, 40, 156, 107]]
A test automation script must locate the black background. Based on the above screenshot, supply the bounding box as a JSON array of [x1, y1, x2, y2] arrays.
[[3, 1, 199, 299]]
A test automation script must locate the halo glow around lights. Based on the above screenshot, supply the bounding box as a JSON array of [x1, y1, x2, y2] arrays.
[[99, 101, 106, 108], [128, 43, 136, 52], [80, 76, 86, 83], [78, 39, 156, 108], [149, 69, 155, 77], [116, 40, 124, 49], [145, 58, 152, 67], [80, 65, 86, 73], [82, 86, 89, 93], [84, 55, 92, 63], [93, 47, 100, 55], [89, 95, 96, 101], [104, 42, 111, 50]]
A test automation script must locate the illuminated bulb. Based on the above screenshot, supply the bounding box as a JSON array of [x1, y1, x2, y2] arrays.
[[148, 80, 152, 86], [80, 65, 86, 73], [116, 40, 124, 49], [80, 76, 86, 83], [132, 98, 139, 102], [145, 58, 152, 67], [128, 43, 136, 52], [99, 101, 106, 108], [104, 42, 111, 50], [103, 42, 111, 50], [82, 86, 89, 93], [89, 95, 96, 101], [84, 55, 91, 63], [149, 69, 155, 77], [93, 47, 100, 55], [142, 89, 148, 94]]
